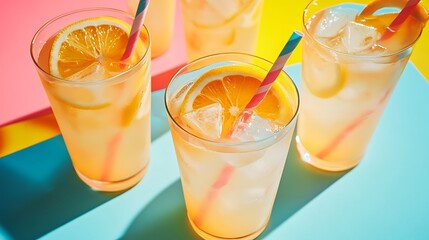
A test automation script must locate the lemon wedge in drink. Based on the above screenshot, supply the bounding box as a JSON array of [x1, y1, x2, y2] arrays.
[[303, 61, 345, 99]]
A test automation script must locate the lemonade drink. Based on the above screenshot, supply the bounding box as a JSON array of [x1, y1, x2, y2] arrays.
[[297, 0, 428, 171], [128, 0, 176, 58], [165, 53, 299, 240], [180, 0, 264, 62], [31, 9, 151, 191]]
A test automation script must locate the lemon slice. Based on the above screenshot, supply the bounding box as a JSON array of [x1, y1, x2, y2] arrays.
[[180, 64, 293, 138], [49, 16, 145, 80], [303, 53, 345, 98], [359, 0, 429, 23]]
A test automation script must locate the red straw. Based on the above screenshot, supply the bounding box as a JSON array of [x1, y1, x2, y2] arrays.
[[101, 132, 123, 181], [101, 0, 150, 183], [192, 31, 303, 226], [316, 88, 392, 159], [378, 0, 421, 41]]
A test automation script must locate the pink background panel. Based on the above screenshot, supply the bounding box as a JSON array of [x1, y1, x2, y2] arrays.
[[0, 0, 186, 126]]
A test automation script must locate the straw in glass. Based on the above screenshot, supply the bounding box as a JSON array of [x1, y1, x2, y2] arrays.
[[100, 0, 150, 183], [378, 0, 421, 41], [122, 0, 150, 60], [193, 31, 303, 226], [314, 0, 424, 159]]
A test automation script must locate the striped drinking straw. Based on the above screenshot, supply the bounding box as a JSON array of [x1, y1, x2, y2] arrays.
[[193, 31, 303, 226], [237, 31, 303, 127], [122, 0, 150, 60], [101, 0, 150, 183], [315, 0, 426, 159], [245, 31, 303, 110], [379, 0, 421, 41]]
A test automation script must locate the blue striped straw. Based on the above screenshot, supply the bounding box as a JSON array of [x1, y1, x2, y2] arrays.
[[245, 31, 303, 110], [122, 0, 150, 60]]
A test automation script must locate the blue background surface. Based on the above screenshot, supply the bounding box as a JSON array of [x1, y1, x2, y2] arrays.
[[0, 63, 428, 240]]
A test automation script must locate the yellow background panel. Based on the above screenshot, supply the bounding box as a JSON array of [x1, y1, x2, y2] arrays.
[[0, 114, 60, 158], [256, 0, 429, 79]]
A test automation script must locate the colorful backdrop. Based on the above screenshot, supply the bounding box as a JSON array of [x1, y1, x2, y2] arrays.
[[1, 0, 428, 157]]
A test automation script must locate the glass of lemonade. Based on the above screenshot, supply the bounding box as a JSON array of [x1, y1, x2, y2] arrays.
[[180, 0, 264, 62], [296, 0, 428, 171], [31, 8, 151, 191], [165, 53, 299, 240], [128, 0, 176, 58]]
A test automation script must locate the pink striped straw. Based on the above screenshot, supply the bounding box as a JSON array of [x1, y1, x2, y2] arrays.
[[101, 0, 150, 183], [193, 31, 302, 226], [122, 0, 150, 60], [378, 0, 421, 41], [234, 31, 303, 129], [316, 87, 392, 159]]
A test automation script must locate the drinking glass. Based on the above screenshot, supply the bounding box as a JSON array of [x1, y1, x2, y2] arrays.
[[128, 0, 176, 58], [180, 0, 264, 62], [296, 0, 427, 171], [31, 8, 151, 191], [165, 53, 300, 240]]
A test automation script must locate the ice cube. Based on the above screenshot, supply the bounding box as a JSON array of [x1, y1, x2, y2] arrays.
[[230, 111, 279, 142], [341, 21, 379, 53], [315, 8, 358, 38], [181, 103, 223, 139], [168, 82, 193, 117]]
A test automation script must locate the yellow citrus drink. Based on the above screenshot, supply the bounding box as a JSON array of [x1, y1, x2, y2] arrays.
[[31, 9, 151, 191], [165, 53, 299, 240], [180, 0, 264, 62], [128, 0, 176, 58], [297, 0, 428, 171]]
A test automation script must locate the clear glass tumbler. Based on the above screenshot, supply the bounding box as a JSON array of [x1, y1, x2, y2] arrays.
[[296, 0, 427, 171], [165, 53, 299, 240], [31, 8, 151, 191], [180, 0, 264, 62], [128, 0, 176, 58]]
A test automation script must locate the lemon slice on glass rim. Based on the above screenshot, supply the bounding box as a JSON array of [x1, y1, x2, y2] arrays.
[[180, 64, 295, 138], [49, 16, 145, 81]]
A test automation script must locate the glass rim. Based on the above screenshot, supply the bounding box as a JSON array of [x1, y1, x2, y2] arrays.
[[302, 0, 424, 59], [164, 52, 301, 147], [30, 7, 151, 86]]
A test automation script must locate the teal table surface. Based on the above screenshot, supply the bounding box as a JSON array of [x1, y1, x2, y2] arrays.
[[1, 63, 428, 240]]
